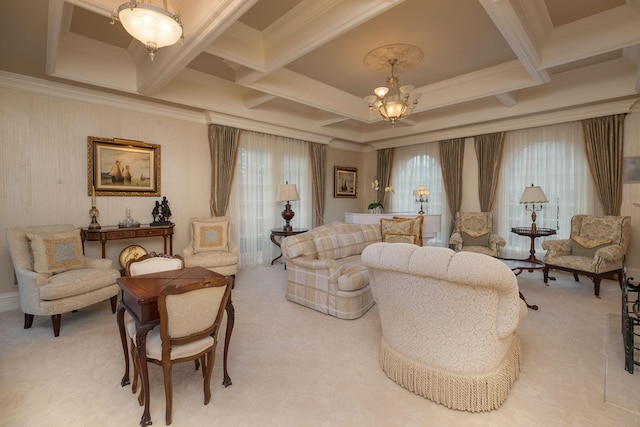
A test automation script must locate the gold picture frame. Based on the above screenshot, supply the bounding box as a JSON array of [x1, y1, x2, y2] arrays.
[[88, 136, 160, 196], [334, 166, 357, 198]]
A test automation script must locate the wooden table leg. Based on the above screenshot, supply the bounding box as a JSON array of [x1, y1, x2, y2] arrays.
[[222, 298, 235, 387], [270, 233, 283, 265], [136, 325, 154, 427], [116, 303, 130, 387]]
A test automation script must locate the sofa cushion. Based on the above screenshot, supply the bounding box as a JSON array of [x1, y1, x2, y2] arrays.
[[461, 231, 490, 247], [40, 268, 120, 300], [26, 229, 84, 274], [337, 264, 369, 292], [313, 230, 341, 260], [283, 233, 316, 258], [192, 218, 228, 253], [570, 235, 611, 258], [384, 233, 417, 244], [336, 224, 367, 258], [380, 218, 413, 243], [361, 223, 382, 245], [394, 216, 423, 246]]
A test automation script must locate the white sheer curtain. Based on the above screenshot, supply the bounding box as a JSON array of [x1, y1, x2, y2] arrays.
[[387, 142, 451, 246], [494, 121, 602, 259], [228, 131, 312, 269]]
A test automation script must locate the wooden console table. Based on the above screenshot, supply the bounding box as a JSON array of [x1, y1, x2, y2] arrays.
[[80, 224, 174, 258]]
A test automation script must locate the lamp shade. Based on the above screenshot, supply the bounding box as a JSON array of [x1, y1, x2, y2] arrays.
[[276, 184, 300, 202], [520, 185, 548, 204]]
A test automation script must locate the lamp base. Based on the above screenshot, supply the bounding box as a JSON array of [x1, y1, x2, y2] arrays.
[[281, 202, 295, 232]]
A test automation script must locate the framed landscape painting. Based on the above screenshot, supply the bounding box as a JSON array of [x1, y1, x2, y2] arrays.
[[88, 136, 161, 196], [334, 166, 357, 198]]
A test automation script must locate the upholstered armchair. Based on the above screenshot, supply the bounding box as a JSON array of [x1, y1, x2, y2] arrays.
[[449, 212, 506, 257], [182, 216, 238, 277], [542, 214, 630, 297], [6, 224, 120, 336]]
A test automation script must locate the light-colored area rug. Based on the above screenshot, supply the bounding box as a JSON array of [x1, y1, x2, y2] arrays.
[[1, 264, 640, 426], [605, 313, 640, 414]]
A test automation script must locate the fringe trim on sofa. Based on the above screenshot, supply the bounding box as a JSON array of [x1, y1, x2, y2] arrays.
[[379, 336, 522, 412]]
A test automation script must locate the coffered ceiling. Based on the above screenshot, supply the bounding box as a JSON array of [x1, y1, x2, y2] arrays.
[[2, 0, 639, 148]]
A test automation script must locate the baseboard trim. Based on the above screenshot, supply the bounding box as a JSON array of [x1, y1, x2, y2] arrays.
[[0, 291, 20, 312]]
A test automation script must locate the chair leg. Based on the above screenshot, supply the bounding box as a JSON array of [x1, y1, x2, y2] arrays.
[[593, 277, 602, 297], [110, 295, 117, 313], [24, 313, 34, 329], [204, 350, 215, 405], [573, 273, 579, 282], [543, 266, 549, 284], [163, 362, 173, 425], [51, 314, 62, 337]]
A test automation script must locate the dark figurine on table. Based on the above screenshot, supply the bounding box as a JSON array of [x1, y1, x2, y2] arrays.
[[151, 197, 173, 226]]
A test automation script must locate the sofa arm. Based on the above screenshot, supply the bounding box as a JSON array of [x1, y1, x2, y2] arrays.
[[542, 239, 571, 257], [287, 256, 334, 270], [83, 256, 113, 269], [15, 267, 49, 288]]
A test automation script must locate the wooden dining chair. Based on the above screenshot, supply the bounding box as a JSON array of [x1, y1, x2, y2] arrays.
[[147, 277, 232, 425], [125, 252, 184, 397]]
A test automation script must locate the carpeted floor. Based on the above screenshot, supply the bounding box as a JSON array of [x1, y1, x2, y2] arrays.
[[1, 264, 640, 427], [605, 313, 640, 414]]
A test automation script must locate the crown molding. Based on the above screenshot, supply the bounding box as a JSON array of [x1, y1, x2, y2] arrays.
[[0, 71, 206, 124], [204, 110, 333, 144]]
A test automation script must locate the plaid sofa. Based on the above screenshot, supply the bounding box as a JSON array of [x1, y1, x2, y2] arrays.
[[280, 222, 381, 319]]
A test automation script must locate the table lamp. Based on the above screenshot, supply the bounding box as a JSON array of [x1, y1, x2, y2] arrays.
[[276, 182, 300, 231], [520, 183, 548, 232], [413, 185, 430, 214]]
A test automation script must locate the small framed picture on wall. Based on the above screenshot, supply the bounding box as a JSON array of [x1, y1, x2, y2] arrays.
[[334, 166, 357, 198]]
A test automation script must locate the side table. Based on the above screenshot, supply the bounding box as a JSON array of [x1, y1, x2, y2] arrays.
[[270, 227, 308, 266], [510, 227, 556, 264]]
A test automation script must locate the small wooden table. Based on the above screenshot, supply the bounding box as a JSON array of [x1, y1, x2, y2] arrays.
[[116, 266, 234, 427], [81, 223, 174, 258], [498, 258, 541, 310], [510, 226, 556, 264], [270, 227, 308, 265]]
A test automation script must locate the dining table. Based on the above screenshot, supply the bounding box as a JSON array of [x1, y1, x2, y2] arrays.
[[116, 266, 235, 427]]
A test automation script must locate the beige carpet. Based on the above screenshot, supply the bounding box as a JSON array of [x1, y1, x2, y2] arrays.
[[1, 265, 640, 427], [605, 313, 640, 414]]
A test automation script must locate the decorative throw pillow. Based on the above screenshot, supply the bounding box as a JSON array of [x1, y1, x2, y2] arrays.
[[393, 216, 424, 246], [383, 233, 417, 244], [26, 229, 84, 274], [461, 230, 490, 247], [313, 230, 340, 260], [192, 219, 229, 253], [570, 235, 611, 258]]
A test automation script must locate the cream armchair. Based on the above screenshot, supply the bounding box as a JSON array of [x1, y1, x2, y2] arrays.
[[542, 214, 630, 297], [449, 212, 506, 257], [362, 242, 527, 412], [182, 216, 238, 277], [6, 224, 120, 337]]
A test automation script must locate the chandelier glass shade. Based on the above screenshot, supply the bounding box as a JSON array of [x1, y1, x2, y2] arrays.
[[113, 1, 183, 60], [366, 58, 419, 127]]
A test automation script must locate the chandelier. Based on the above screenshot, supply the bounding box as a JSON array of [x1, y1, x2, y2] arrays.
[[364, 44, 423, 127], [112, 0, 184, 61]]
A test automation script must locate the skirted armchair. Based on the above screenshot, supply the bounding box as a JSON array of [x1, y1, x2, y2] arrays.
[[362, 242, 527, 412], [542, 214, 630, 297], [449, 212, 506, 257]]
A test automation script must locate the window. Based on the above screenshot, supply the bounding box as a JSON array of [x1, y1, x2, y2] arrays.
[[389, 143, 450, 246], [229, 131, 311, 268], [494, 121, 602, 258]]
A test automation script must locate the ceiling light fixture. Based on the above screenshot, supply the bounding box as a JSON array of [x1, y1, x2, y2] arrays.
[[364, 44, 423, 127], [112, 0, 184, 61]]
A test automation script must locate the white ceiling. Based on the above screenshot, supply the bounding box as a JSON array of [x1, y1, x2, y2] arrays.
[[2, 0, 640, 148]]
